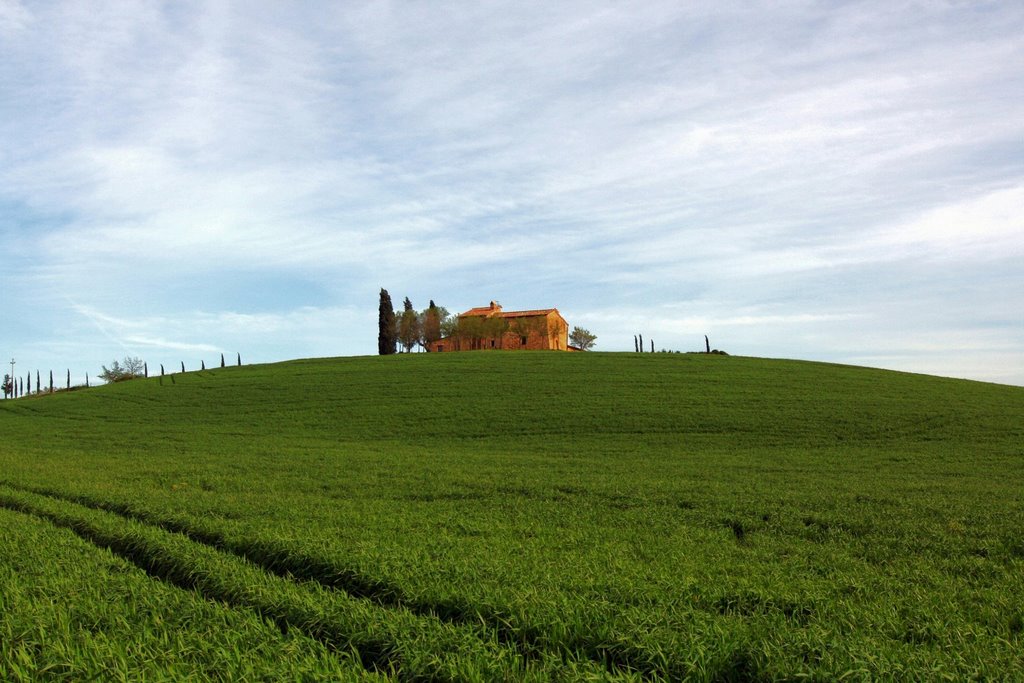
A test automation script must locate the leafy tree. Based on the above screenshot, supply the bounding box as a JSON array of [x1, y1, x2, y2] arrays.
[[2, 374, 11, 399], [378, 288, 397, 355], [398, 297, 420, 353], [569, 326, 597, 351], [509, 316, 546, 348], [483, 314, 510, 348], [420, 300, 445, 350], [448, 314, 509, 350], [451, 315, 480, 349], [99, 356, 145, 383], [98, 360, 127, 383], [440, 312, 460, 339]]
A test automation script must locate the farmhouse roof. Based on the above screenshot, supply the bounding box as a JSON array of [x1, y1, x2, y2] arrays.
[[459, 302, 564, 321], [500, 309, 557, 317], [461, 304, 502, 316]]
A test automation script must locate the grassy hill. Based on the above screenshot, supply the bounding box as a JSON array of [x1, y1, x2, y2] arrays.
[[1, 352, 1022, 680]]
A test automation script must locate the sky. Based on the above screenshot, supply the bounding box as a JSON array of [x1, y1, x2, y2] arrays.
[[1, 1, 1022, 387]]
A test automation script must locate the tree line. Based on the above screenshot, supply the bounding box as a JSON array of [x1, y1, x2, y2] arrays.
[[4, 367, 91, 399], [378, 289, 451, 355], [631, 334, 726, 354], [97, 353, 242, 382], [3, 369, 70, 398], [2, 353, 244, 399]]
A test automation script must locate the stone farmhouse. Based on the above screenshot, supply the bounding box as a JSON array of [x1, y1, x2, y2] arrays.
[[427, 301, 574, 352]]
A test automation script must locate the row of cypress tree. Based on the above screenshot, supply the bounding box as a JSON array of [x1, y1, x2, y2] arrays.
[[3, 369, 85, 398], [2, 353, 246, 399], [378, 288, 444, 355]]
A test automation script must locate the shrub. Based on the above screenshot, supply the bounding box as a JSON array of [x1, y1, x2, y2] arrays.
[[98, 357, 146, 383]]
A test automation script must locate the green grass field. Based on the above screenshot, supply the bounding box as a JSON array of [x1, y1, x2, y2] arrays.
[[1, 352, 1022, 681]]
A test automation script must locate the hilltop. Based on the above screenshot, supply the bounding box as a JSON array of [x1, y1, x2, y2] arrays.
[[3, 351, 1020, 447]]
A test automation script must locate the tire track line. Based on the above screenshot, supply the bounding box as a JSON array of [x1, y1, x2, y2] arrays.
[[0, 485, 558, 681], [0, 481, 651, 679]]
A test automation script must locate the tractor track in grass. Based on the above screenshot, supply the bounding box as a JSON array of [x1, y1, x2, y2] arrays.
[[0, 484, 582, 682], [0, 482, 700, 680], [0, 488, 398, 677], [0, 481, 769, 681]]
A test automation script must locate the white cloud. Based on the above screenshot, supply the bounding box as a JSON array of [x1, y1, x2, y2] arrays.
[[121, 336, 221, 354], [871, 185, 1024, 259]]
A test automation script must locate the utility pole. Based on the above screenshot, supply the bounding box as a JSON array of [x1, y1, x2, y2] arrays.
[[8, 358, 14, 399]]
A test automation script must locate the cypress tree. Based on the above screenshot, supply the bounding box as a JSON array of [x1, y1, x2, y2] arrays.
[[220, 353, 225, 368], [49, 370, 53, 393], [181, 361, 185, 373], [36, 370, 40, 393], [378, 288, 397, 355], [160, 364, 165, 376], [201, 360, 206, 370], [639, 334, 643, 352], [144, 362, 148, 378], [237, 352, 241, 366], [67, 369, 70, 390]]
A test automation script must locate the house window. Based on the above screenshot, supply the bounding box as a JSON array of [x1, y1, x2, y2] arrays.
[[490, 339, 496, 348], [521, 336, 527, 346]]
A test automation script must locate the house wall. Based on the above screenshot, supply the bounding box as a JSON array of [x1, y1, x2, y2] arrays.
[[428, 310, 569, 352]]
